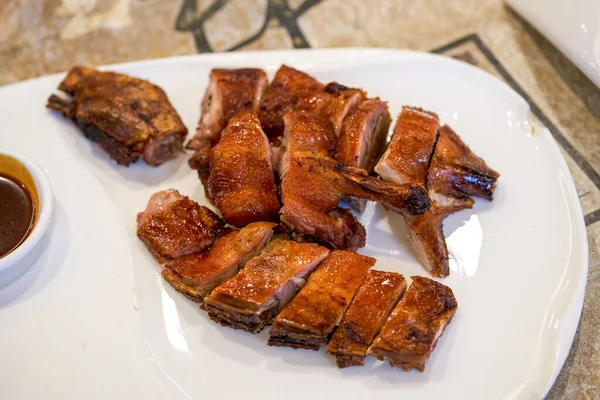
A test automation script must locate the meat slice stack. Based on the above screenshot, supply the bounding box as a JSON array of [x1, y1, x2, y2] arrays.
[[327, 270, 407, 368], [136, 189, 224, 263], [161, 221, 276, 302], [279, 112, 431, 250], [375, 106, 499, 277], [47, 66, 188, 166], [187, 68, 268, 182], [268, 250, 374, 350], [206, 111, 280, 227], [204, 239, 330, 333], [368, 276, 458, 371]]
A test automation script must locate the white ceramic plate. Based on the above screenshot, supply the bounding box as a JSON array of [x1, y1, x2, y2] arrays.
[[0, 49, 588, 400]]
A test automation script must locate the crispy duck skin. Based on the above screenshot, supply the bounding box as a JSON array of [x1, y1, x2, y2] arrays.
[[204, 239, 330, 333], [161, 222, 276, 302], [187, 68, 267, 183], [47, 66, 187, 166], [428, 124, 500, 201], [279, 112, 430, 250], [206, 111, 280, 227], [405, 193, 474, 277], [367, 276, 458, 372], [327, 270, 407, 368], [375, 106, 439, 186], [319, 83, 364, 136], [137, 189, 224, 263], [268, 250, 374, 350]]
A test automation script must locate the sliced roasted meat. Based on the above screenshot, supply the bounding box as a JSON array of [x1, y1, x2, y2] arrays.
[[319, 82, 364, 136], [327, 270, 407, 368], [268, 250, 374, 350], [258, 65, 329, 139], [161, 222, 276, 302], [405, 193, 474, 277], [428, 124, 500, 201], [368, 276, 458, 372], [204, 239, 330, 333], [375, 106, 439, 186], [47, 66, 187, 166], [137, 189, 224, 263], [280, 112, 430, 250], [335, 98, 391, 172], [206, 111, 280, 227]]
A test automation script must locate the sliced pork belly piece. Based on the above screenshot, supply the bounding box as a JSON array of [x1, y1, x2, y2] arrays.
[[428, 124, 500, 201], [207, 111, 280, 227], [204, 240, 330, 333], [368, 276, 458, 372], [327, 270, 407, 368], [259, 65, 329, 139], [375, 106, 439, 186], [405, 193, 474, 277], [187, 68, 267, 182], [161, 222, 276, 302], [268, 250, 374, 350], [335, 99, 391, 172], [137, 189, 224, 263], [279, 112, 430, 250]]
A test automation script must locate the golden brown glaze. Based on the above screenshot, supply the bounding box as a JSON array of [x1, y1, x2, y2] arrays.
[[327, 270, 407, 367], [186, 68, 267, 184], [258, 65, 329, 139], [136, 189, 224, 263], [279, 113, 430, 250], [375, 106, 439, 186], [161, 222, 276, 302], [204, 239, 330, 333], [405, 193, 474, 277], [47, 66, 187, 166], [319, 87, 363, 136], [335, 98, 391, 172], [207, 112, 280, 227], [368, 276, 458, 372], [428, 124, 500, 201], [268, 250, 375, 350]]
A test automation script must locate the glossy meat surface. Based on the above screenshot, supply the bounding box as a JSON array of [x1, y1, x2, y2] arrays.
[[368, 276, 458, 371], [335, 98, 391, 172], [327, 270, 407, 367], [268, 250, 374, 350], [375, 106, 439, 185], [280, 113, 430, 250], [428, 124, 500, 200], [161, 222, 276, 302], [137, 189, 224, 263], [47, 66, 187, 166], [405, 193, 474, 277], [207, 111, 280, 227], [204, 239, 330, 333]]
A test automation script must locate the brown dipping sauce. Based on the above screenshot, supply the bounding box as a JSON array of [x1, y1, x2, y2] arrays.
[[0, 154, 39, 259]]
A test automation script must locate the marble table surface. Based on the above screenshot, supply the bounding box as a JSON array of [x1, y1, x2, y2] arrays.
[[1, 1, 598, 398]]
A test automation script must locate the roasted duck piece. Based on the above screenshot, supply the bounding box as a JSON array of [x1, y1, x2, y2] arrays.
[[204, 239, 330, 333], [187, 68, 268, 182], [374, 106, 439, 186], [161, 222, 276, 302], [205, 111, 280, 227], [406, 194, 474, 277], [427, 124, 500, 201], [47, 66, 187, 166], [137, 189, 224, 263], [268, 250, 374, 350], [327, 270, 406, 368], [335, 98, 391, 172], [368, 276, 458, 372], [319, 82, 365, 136], [280, 112, 431, 250]]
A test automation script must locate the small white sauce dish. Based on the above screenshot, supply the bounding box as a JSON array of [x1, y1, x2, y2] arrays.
[[0, 148, 53, 273]]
